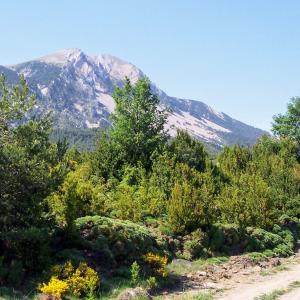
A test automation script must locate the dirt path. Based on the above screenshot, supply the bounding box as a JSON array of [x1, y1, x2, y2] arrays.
[[156, 254, 300, 300], [280, 288, 300, 300], [217, 261, 300, 300]]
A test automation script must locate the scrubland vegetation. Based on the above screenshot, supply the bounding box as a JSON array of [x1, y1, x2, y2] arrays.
[[0, 75, 300, 299]]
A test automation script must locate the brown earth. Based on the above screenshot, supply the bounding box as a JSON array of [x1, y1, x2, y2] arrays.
[[155, 253, 300, 299]]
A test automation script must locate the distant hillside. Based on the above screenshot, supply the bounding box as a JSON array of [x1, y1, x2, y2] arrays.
[[1, 49, 267, 150]]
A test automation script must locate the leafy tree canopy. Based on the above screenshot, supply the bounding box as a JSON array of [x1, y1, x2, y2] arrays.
[[272, 97, 300, 146], [110, 78, 169, 170]]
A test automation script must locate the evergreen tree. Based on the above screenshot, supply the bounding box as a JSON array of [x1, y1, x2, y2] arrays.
[[167, 163, 217, 234], [110, 78, 169, 170], [169, 130, 208, 172], [218, 144, 252, 177]]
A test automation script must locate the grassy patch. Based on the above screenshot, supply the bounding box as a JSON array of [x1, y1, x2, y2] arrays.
[[260, 264, 290, 277], [168, 256, 229, 275], [288, 280, 300, 289], [260, 270, 272, 277], [96, 278, 137, 300], [155, 291, 214, 300], [180, 292, 214, 300], [255, 280, 300, 300], [255, 289, 285, 300], [274, 265, 289, 272], [0, 285, 38, 300]]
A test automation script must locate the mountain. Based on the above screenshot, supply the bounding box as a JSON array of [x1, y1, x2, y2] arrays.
[[1, 48, 266, 150]]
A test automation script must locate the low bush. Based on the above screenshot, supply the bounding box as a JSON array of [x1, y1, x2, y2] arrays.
[[55, 249, 85, 266], [143, 252, 168, 278], [246, 228, 282, 251], [75, 216, 158, 265], [246, 227, 294, 256], [130, 261, 141, 286], [209, 223, 241, 253], [1, 227, 51, 273], [39, 261, 100, 299], [146, 276, 158, 289], [39, 277, 69, 299], [6, 260, 24, 287], [182, 229, 209, 260]]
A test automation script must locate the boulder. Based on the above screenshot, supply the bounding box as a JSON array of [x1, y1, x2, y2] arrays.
[[116, 287, 151, 300], [171, 258, 192, 267], [196, 271, 208, 277]]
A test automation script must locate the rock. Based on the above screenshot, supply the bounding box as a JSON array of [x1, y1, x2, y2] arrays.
[[223, 273, 231, 279], [241, 270, 252, 275], [38, 294, 59, 300], [272, 258, 281, 266], [203, 282, 221, 289], [192, 284, 202, 289], [196, 271, 208, 277], [171, 258, 192, 267], [253, 266, 261, 272], [116, 287, 151, 300]]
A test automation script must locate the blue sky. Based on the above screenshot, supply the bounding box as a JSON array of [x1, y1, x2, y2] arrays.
[[1, 1, 300, 130]]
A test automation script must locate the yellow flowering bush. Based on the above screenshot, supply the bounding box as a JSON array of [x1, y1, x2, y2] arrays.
[[38, 261, 100, 299], [52, 260, 74, 279], [143, 252, 168, 277], [68, 262, 100, 297], [39, 277, 69, 299]]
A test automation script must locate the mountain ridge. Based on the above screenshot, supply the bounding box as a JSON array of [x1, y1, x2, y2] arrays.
[[1, 49, 267, 149]]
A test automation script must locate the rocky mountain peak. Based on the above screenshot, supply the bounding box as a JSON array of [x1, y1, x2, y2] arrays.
[[0, 49, 267, 149], [37, 48, 84, 66], [94, 53, 144, 84]]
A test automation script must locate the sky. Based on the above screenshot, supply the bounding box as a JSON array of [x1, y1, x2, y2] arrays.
[[1, 1, 300, 131]]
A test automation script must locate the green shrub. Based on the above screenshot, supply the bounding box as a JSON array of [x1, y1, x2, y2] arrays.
[[146, 276, 157, 289], [274, 227, 295, 249], [248, 252, 268, 263], [246, 227, 294, 257], [55, 249, 85, 266], [246, 228, 283, 251], [207, 223, 295, 257], [0, 257, 8, 285], [209, 223, 241, 253], [263, 249, 275, 257], [2, 227, 51, 272], [113, 266, 131, 278], [183, 229, 209, 260], [273, 244, 294, 257], [247, 228, 293, 256], [75, 216, 158, 264], [7, 261, 24, 287], [130, 261, 141, 286]]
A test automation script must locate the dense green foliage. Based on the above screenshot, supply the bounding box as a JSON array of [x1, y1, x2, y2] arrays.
[[272, 97, 300, 148], [75, 216, 158, 265], [0, 76, 299, 298], [0, 75, 71, 232], [91, 78, 169, 180], [50, 128, 101, 151]]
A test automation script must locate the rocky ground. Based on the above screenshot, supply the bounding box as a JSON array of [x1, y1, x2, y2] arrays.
[[151, 252, 300, 300]]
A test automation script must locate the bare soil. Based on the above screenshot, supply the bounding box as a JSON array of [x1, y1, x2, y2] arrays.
[[155, 253, 300, 300]]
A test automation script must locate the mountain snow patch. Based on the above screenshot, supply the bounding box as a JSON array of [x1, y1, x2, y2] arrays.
[[85, 120, 99, 128]]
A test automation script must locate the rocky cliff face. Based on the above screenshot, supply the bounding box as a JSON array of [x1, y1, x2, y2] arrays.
[[1, 48, 266, 148]]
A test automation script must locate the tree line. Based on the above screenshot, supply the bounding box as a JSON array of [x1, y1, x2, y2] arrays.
[[0, 74, 299, 293]]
